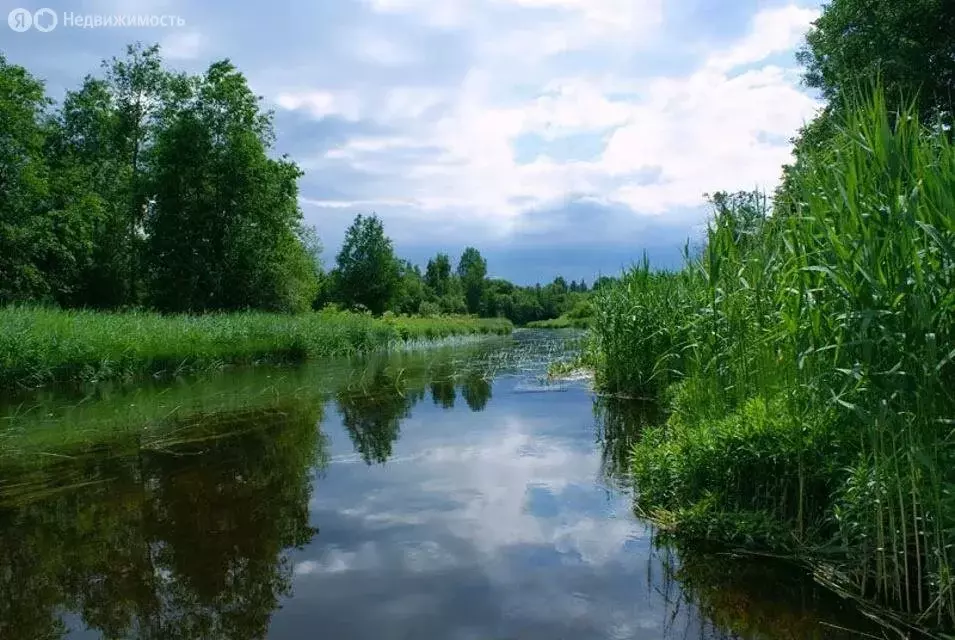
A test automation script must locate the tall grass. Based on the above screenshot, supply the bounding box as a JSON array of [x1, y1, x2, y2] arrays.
[[591, 90, 955, 628], [0, 307, 512, 389]]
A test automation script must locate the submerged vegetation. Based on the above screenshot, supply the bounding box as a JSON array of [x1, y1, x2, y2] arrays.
[[0, 306, 511, 390], [590, 91, 955, 629]]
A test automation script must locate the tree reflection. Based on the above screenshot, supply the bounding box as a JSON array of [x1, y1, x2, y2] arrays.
[[0, 399, 324, 640], [651, 537, 886, 639], [460, 373, 492, 412], [430, 361, 457, 409], [336, 364, 423, 465], [592, 397, 662, 486]]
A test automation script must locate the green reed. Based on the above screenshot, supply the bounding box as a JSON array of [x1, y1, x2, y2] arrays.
[[0, 306, 512, 389], [591, 90, 955, 628]]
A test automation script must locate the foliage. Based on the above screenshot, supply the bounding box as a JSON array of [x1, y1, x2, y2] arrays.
[[456, 247, 487, 314], [146, 59, 317, 313], [526, 299, 595, 328], [1, 45, 319, 314], [782, 0, 955, 204], [591, 92, 955, 627], [333, 214, 400, 315], [0, 306, 512, 389], [797, 0, 955, 121], [0, 54, 54, 303]]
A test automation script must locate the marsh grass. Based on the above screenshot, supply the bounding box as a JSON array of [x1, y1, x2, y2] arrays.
[[0, 307, 512, 389], [591, 90, 955, 628]]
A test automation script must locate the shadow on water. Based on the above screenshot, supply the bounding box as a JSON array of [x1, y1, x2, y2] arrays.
[[596, 396, 899, 640], [0, 401, 323, 640], [593, 396, 663, 489]]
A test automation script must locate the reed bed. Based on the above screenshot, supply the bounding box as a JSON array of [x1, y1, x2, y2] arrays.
[[590, 91, 955, 628], [0, 306, 512, 389]]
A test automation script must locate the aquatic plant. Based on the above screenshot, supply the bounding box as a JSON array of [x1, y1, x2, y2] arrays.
[[0, 306, 512, 389], [591, 90, 955, 628]]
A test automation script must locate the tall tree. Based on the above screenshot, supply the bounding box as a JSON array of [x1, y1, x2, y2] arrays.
[[333, 214, 399, 315], [0, 55, 95, 305], [393, 260, 426, 315], [146, 59, 317, 312], [424, 253, 452, 298], [797, 0, 955, 121], [0, 55, 51, 303], [457, 247, 487, 315]]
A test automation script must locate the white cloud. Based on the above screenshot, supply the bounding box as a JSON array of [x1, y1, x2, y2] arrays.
[[707, 5, 820, 72], [276, 3, 824, 232], [160, 30, 204, 60], [313, 416, 644, 566], [345, 29, 421, 66]]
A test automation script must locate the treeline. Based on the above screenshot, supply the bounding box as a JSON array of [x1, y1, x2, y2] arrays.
[[320, 212, 606, 324], [1, 44, 320, 313], [0, 45, 600, 324], [589, 0, 955, 630]]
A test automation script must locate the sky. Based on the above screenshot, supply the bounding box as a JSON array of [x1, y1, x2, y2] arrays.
[[3, 0, 825, 284]]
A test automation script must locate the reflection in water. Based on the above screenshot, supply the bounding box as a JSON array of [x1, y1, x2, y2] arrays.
[[593, 396, 662, 487], [0, 332, 896, 640], [337, 366, 421, 465], [596, 397, 889, 640], [0, 401, 323, 640], [651, 540, 886, 639], [461, 372, 492, 412], [430, 360, 457, 409], [335, 355, 497, 465]]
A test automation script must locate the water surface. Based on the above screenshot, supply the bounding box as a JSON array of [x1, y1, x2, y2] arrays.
[[0, 330, 886, 639]]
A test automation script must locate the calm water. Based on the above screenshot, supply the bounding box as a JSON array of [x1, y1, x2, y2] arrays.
[[0, 330, 887, 639]]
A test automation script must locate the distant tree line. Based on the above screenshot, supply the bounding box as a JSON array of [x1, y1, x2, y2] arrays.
[[0, 44, 606, 322], [321, 213, 612, 324]]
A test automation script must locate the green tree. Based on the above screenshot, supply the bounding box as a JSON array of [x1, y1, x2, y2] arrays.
[[333, 214, 399, 315], [797, 0, 955, 121], [0, 55, 52, 303], [424, 253, 452, 298], [393, 260, 426, 314], [457, 247, 487, 315], [146, 60, 317, 312]]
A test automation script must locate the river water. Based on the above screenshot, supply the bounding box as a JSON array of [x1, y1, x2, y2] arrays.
[[0, 330, 885, 639]]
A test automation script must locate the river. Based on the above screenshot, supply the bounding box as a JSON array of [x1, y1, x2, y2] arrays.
[[0, 329, 886, 639]]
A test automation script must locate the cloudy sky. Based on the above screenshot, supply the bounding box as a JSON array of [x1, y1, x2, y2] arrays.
[[4, 0, 824, 283]]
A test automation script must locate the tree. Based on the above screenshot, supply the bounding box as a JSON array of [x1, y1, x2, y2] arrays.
[[0, 55, 49, 303], [146, 59, 317, 312], [393, 260, 426, 315], [0, 55, 95, 305], [333, 214, 399, 315], [797, 0, 955, 122], [457, 247, 487, 315], [424, 253, 452, 298]]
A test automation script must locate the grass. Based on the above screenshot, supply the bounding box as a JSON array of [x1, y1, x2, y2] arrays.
[[0, 306, 512, 389], [526, 316, 591, 329], [589, 90, 955, 630], [526, 300, 595, 329]]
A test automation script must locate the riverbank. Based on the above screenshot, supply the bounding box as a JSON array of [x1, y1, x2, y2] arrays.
[[588, 94, 955, 632], [0, 306, 512, 389], [526, 316, 591, 329]]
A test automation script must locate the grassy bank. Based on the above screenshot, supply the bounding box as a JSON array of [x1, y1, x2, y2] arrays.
[[590, 92, 955, 629], [526, 316, 591, 329], [526, 300, 594, 329], [0, 307, 512, 389]]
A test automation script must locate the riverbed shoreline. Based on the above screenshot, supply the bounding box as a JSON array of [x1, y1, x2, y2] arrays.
[[0, 306, 512, 390]]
